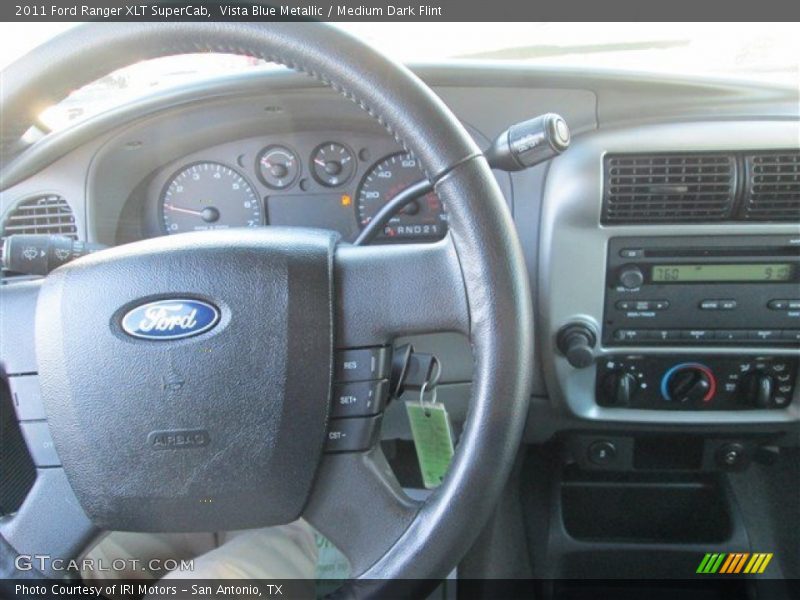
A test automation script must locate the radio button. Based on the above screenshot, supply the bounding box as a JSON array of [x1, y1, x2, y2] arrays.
[[700, 300, 720, 310], [619, 248, 643, 259], [769, 300, 800, 311], [618, 266, 644, 289], [781, 330, 800, 342], [649, 329, 680, 342], [653, 300, 670, 310], [719, 300, 737, 310], [767, 300, 789, 310], [682, 329, 713, 342], [715, 330, 742, 342], [749, 330, 781, 342], [614, 329, 643, 342]]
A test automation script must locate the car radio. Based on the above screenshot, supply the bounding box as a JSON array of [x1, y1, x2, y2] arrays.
[[603, 235, 800, 346]]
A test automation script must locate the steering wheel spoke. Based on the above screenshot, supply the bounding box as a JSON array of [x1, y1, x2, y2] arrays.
[[0, 469, 96, 578], [1, 280, 96, 578], [303, 447, 419, 577], [335, 238, 469, 348], [0, 279, 41, 376]]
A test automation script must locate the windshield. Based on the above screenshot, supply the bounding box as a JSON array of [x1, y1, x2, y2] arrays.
[[1, 22, 798, 132]]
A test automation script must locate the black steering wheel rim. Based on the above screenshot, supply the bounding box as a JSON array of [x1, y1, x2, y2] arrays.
[[0, 22, 533, 590]]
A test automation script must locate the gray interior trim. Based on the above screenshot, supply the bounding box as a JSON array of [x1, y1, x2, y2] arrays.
[[539, 119, 800, 426]]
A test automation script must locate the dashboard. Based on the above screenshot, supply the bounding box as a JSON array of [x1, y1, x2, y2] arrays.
[[1, 64, 798, 446], [142, 132, 446, 243]]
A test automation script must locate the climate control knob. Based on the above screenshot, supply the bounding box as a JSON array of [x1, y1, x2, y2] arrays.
[[661, 363, 716, 405], [740, 371, 775, 408], [602, 370, 638, 406]]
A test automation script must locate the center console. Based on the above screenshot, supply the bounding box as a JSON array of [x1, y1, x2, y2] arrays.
[[596, 234, 799, 411], [538, 120, 799, 427]]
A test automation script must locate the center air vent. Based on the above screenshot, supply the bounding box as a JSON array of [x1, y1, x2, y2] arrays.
[[1, 194, 77, 240], [603, 154, 736, 224], [743, 151, 800, 221]]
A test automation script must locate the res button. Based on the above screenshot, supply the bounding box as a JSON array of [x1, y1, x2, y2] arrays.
[[334, 347, 391, 382]]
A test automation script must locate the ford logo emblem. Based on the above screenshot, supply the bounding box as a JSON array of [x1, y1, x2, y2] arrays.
[[121, 299, 220, 340]]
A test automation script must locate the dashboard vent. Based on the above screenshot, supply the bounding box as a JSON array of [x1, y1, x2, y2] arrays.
[[603, 154, 736, 223], [1, 194, 77, 240], [743, 151, 800, 221]]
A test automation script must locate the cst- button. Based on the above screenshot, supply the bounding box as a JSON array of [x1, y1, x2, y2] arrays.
[[325, 415, 382, 453], [334, 347, 390, 382]]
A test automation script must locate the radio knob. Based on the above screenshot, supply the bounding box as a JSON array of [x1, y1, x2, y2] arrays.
[[741, 371, 774, 408], [618, 265, 644, 289], [662, 363, 716, 405]]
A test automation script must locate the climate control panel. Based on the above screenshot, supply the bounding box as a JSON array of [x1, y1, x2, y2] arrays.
[[596, 355, 797, 410]]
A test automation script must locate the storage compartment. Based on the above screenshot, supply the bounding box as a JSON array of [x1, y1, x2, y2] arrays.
[[561, 477, 731, 544]]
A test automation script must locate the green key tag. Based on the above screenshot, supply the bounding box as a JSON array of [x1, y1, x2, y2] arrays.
[[405, 401, 455, 489]]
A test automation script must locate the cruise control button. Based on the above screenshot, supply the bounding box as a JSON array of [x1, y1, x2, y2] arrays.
[[20, 421, 61, 467], [7, 375, 46, 421], [325, 415, 382, 453], [331, 380, 389, 418], [334, 347, 390, 382]]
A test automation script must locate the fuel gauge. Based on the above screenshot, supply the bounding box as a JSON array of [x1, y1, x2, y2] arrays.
[[311, 142, 356, 187], [257, 145, 300, 190]]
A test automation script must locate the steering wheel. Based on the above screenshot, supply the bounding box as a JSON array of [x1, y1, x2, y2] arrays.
[[0, 23, 533, 594]]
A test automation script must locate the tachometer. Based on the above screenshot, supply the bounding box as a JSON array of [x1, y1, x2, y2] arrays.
[[161, 162, 262, 234], [356, 153, 446, 241]]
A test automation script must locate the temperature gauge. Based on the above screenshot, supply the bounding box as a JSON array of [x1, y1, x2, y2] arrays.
[[311, 142, 356, 187], [257, 145, 300, 190]]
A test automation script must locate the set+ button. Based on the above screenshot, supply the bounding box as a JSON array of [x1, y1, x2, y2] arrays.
[[327, 346, 391, 453]]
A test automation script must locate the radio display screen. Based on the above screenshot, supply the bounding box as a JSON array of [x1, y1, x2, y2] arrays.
[[652, 263, 793, 283]]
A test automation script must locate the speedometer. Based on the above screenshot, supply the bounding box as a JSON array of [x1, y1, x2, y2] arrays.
[[161, 162, 262, 234], [356, 153, 446, 241]]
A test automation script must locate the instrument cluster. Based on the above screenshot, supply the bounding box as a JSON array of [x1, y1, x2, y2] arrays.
[[146, 132, 447, 244]]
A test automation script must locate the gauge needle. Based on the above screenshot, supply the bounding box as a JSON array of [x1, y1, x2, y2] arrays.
[[314, 159, 327, 167], [164, 203, 205, 217]]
